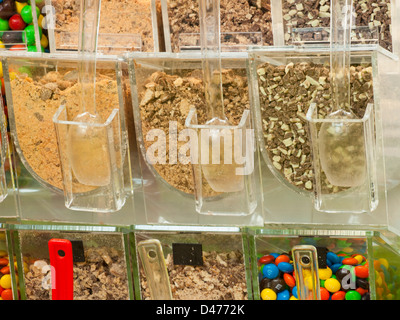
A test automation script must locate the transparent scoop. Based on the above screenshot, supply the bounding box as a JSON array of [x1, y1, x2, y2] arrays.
[[318, 0, 366, 187], [66, 0, 110, 187], [199, 0, 243, 193]]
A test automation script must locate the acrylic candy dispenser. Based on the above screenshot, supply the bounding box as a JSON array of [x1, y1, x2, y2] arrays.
[[9, 224, 134, 300], [2, 52, 134, 225], [128, 52, 263, 226], [0, 227, 19, 300], [132, 225, 252, 300], [270, 0, 396, 54], [161, 0, 271, 53], [306, 102, 377, 213], [44, 0, 162, 53], [248, 46, 387, 225], [247, 227, 400, 300]]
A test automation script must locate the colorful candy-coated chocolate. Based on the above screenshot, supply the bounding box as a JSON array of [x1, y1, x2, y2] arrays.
[[327, 252, 340, 264], [342, 257, 358, 265], [270, 278, 287, 293], [277, 289, 290, 300], [2, 30, 21, 43], [15, 1, 27, 14], [275, 254, 290, 266], [262, 263, 279, 279], [9, 13, 26, 30], [292, 286, 298, 299], [261, 288, 277, 300], [0, 0, 16, 20], [320, 287, 330, 300], [40, 33, 47, 48], [324, 278, 341, 293], [345, 290, 361, 300], [278, 261, 293, 273], [22, 24, 41, 45], [283, 273, 295, 287], [259, 277, 272, 291], [331, 291, 346, 300], [0, 17, 8, 30], [259, 255, 274, 265], [0, 274, 11, 289], [20, 5, 40, 24], [318, 267, 332, 280], [354, 265, 369, 278]]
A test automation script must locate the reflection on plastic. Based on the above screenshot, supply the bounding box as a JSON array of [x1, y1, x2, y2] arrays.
[[138, 239, 172, 300], [292, 245, 321, 300]]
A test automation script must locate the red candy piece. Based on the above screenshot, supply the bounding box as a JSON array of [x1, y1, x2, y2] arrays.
[[9, 14, 26, 30], [320, 288, 330, 300], [354, 265, 369, 278], [356, 287, 368, 296], [342, 257, 358, 265], [331, 291, 346, 300], [9, 44, 25, 51], [275, 254, 290, 265], [259, 255, 275, 265], [283, 273, 296, 287]]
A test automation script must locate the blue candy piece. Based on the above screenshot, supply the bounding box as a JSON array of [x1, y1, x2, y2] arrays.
[[262, 263, 280, 279], [278, 262, 294, 273], [330, 263, 342, 274], [277, 289, 290, 300], [270, 253, 280, 259], [292, 285, 298, 299], [327, 252, 340, 264], [327, 259, 332, 267]]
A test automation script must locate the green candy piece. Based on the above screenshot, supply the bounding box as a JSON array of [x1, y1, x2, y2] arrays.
[[18, 66, 32, 78], [0, 18, 9, 31], [27, 45, 44, 52], [22, 25, 42, 46], [20, 5, 40, 24], [345, 290, 361, 300]]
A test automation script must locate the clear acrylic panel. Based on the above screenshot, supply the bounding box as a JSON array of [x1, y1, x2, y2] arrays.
[[3, 53, 134, 225], [128, 52, 263, 226]]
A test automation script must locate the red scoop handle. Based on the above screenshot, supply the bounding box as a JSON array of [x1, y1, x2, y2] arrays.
[[48, 239, 74, 300]]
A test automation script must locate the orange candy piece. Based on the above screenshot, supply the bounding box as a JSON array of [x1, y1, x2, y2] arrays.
[[0, 266, 10, 274], [0, 258, 8, 266], [354, 265, 369, 278], [331, 291, 346, 300], [283, 273, 296, 287], [274, 254, 290, 265], [320, 288, 330, 300], [342, 257, 358, 265], [1, 289, 12, 300]]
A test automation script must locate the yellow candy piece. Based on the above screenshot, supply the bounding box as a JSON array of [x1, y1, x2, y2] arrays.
[[9, 72, 17, 81], [15, 1, 28, 14], [0, 41, 4, 49], [38, 14, 45, 29], [0, 63, 3, 79], [375, 271, 383, 286], [40, 34, 49, 48], [379, 258, 389, 270], [0, 274, 12, 289], [354, 255, 363, 264], [342, 247, 354, 253], [289, 295, 298, 300], [318, 267, 332, 280], [261, 288, 277, 300], [324, 278, 341, 293]]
